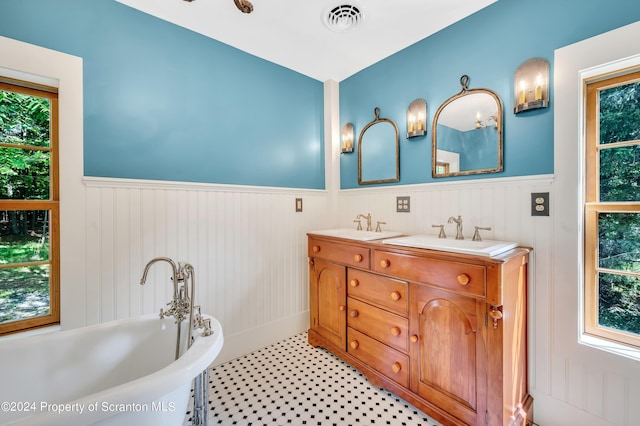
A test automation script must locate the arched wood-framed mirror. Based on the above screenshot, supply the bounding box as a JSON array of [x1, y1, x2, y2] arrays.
[[358, 107, 400, 185], [432, 75, 503, 178]]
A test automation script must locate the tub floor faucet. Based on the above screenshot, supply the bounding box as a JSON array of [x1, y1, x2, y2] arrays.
[[140, 257, 212, 426], [140, 257, 190, 323], [140, 257, 189, 360]]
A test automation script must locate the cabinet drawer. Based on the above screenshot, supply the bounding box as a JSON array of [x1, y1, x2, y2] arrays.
[[373, 250, 486, 298], [309, 238, 370, 269], [348, 327, 409, 388], [347, 269, 408, 316], [347, 297, 408, 353]]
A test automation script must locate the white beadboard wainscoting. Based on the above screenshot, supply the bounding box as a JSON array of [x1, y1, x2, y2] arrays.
[[78, 169, 640, 425], [81, 177, 330, 364], [333, 176, 554, 246]]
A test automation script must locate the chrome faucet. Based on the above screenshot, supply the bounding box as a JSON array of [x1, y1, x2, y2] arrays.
[[140, 258, 213, 359], [141, 257, 189, 323], [448, 215, 464, 240], [140, 257, 181, 301], [356, 213, 372, 231], [140, 257, 188, 360], [141, 257, 212, 426]]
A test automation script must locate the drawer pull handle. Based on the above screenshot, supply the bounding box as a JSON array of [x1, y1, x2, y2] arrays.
[[350, 279, 359, 287], [354, 254, 363, 262], [410, 335, 419, 343], [339, 305, 346, 312], [350, 340, 359, 349], [457, 273, 470, 285], [391, 362, 402, 373], [312, 245, 321, 253], [390, 327, 401, 337], [380, 259, 390, 268], [350, 310, 359, 318], [390, 291, 401, 301]]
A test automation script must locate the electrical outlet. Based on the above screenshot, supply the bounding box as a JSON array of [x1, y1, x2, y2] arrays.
[[295, 198, 303, 212], [397, 196, 410, 213], [531, 192, 549, 216]]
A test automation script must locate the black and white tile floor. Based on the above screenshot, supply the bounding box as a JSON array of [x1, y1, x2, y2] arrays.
[[184, 332, 440, 425]]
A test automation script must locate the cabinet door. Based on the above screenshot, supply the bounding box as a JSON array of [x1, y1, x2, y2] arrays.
[[310, 258, 346, 349], [410, 284, 487, 425]]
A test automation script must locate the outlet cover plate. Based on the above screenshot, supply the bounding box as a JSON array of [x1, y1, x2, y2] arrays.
[[531, 192, 549, 216], [397, 196, 410, 213]]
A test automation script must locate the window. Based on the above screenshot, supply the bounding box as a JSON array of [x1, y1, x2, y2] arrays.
[[584, 69, 640, 349], [0, 78, 59, 335]]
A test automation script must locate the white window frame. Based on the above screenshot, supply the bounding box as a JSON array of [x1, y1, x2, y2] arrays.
[[578, 53, 640, 361], [0, 36, 86, 332]]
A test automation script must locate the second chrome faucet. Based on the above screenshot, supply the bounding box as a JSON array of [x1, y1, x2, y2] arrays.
[[355, 213, 372, 231], [448, 215, 464, 240]]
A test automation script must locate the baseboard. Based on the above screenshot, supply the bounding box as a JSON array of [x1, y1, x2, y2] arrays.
[[530, 390, 611, 426], [212, 310, 310, 366]]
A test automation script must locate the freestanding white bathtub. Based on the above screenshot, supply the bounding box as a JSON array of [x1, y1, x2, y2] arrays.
[[0, 313, 223, 425]]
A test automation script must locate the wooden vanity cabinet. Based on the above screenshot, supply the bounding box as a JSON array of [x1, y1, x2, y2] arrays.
[[308, 238, 370, 350], [410, 284, 487, 425], [308, 234, 532, 426], [309, 257, 347, 349]]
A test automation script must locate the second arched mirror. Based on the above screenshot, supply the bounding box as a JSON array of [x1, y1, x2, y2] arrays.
[[432, 75, 503, 177], [358, 107, 400, 185]]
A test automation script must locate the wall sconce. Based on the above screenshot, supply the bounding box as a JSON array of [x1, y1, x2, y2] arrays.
[[406, 98, 427, 138], [475, 112, 498, 130], [341, 123, 354, 154], [514, 57, 550, 114]]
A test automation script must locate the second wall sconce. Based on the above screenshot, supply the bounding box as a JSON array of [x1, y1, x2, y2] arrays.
[[341, 123, 354, 153], [406, 98, 427, 138], [514, 57, 550, 113]]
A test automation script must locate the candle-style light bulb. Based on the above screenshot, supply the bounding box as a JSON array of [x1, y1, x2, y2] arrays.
[[535, 73, 543, 101], [342, 125, 353, 152], [417, 112, 424, 131], [408, 114, 415, 133], [518, 79, 526, 105]]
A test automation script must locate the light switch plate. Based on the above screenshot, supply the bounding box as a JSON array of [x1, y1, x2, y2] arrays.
[[295, 198, 303, 212], [531, 192, 549, 216]]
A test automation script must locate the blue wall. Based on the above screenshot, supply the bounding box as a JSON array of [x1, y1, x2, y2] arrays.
[[339, 0, 640, 188], [0, 0, 325, 189], [4, 1, 640, 190], [437, 125, 498, 171]]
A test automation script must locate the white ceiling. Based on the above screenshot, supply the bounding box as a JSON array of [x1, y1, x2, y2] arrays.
[[116, 0, 496, 82]]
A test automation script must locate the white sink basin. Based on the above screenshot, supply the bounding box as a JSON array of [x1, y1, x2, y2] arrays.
[[382, 234, 518, 257], [310, 228, 403, 241]]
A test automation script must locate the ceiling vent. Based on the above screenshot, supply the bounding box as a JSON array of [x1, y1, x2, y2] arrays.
[[323, 4, 363, 33]]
